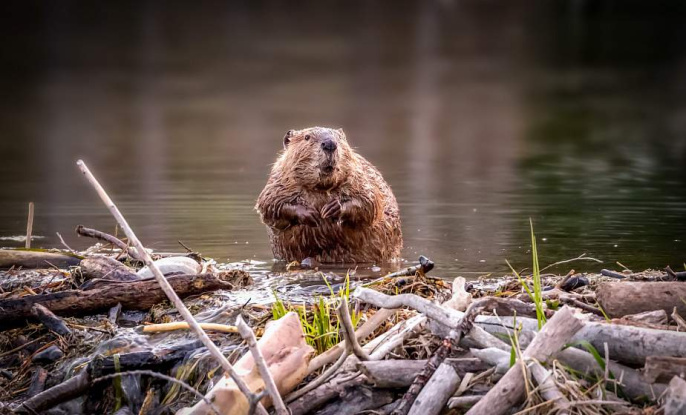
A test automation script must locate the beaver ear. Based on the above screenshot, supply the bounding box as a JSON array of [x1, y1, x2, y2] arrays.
[[283, 130, 294, 149]]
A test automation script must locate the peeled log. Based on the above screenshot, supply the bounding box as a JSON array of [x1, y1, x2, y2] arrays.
[[0, 271, 250, 323], [596, 282, 686, 318], [79, 256, 139, 281], [180, 312, 315, 415]]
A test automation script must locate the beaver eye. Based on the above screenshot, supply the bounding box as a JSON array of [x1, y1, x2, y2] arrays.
[[305, 134, 311, 141]]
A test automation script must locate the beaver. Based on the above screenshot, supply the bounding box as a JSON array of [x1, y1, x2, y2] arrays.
[[255, 127, 403, 263]]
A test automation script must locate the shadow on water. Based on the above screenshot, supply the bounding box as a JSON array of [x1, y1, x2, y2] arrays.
[[0, 0, 685, 279]]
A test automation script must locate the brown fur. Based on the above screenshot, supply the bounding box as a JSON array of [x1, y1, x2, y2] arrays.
[[255, 127, 403, 263]]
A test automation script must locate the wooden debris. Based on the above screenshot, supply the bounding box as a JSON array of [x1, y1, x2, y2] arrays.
[[357, 358, 487, 388], [662, 376, 686, 415], [0, 271, 250, 322], [644, 356, 686, 383], [466, 306, 584, 415], [31, 304, 71, 336], [0, 249, 81, 269], [407, 362, 460, 415], [142, 322, 238, 334], [596, 281, 686, 317], [79, 256, 139, 281]]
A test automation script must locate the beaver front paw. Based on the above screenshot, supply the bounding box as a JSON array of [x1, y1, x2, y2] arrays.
[[292, 205, 320, 227], [320, 199, 342, 221]]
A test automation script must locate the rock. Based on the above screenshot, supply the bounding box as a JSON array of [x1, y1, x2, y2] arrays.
[[136, 256, 201, 279]]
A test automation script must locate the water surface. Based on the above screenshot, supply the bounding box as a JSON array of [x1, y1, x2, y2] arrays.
[[1, 1, 685, 278]]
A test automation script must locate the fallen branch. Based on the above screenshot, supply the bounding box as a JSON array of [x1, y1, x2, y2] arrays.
[[79, 256, 140, 281], [0, 271, 249, 322], [596, 281, 686, 317], [287, 374, 367, 415], [338, 299, 370, 361], [77, 160, 268, 415], [529, 361, 570, 415], [466, 306, 584, 415], [407, 363, 461, 415], [31, 304, 71, 336], [357, 358, 487, 388], [644, 356, 686, 384], [75, 224, 137, 259]]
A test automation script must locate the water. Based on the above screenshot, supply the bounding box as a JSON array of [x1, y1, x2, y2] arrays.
[[1, 1, 685, 278]]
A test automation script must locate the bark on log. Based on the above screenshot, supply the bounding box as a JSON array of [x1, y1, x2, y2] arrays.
[[466, 306, 584, 415], [663, 376, 686, 415], [31, 304, 71, 336], [644, 356, 686, 384], [0, 271, 250, 322], [357, 358, 487, 388], [407, 363, 460, 415], [475, 314, 686, 366], [0, 249, 81, 269], [596, 282, 686, 318], [79, 256, 139, 281], [314, 385, 395, 415], [287, 374, 367, 415]]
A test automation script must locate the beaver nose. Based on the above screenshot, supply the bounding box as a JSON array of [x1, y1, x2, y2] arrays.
[[321, 140, 337, 153]]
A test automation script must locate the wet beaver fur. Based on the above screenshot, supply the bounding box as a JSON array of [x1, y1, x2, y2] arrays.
[[256, 127, 403, 263]]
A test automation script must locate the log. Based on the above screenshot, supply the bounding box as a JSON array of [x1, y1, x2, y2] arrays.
[[180, 312, 315, 415], [0, 271, 250, 322], [408, 363, 460, 415], [287, 374, 367, 415], [474, 314, 686, 366], [315, 385, 395, 415], [644, 356, 686, 384], [79, 256, 139, 281], [31, 304, 71, 336], [0, 249, 81, 269], [357, 358, 488, 388], [596, 282, 686, 318], [529, 361, 570, 415], [466, 306, 584, 415], [663, 376, 686, 415]]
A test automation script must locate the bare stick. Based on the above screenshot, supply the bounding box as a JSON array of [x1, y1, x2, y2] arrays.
[[26, 202, 34, 249], [236, 315, 288, 415], [338, 300, 370, 361], [529, 361, 570, 415], [55, 232, 77, 254], [75, 160, 267, 415], [75, 225, 137, 259], [539, 253, 602, 273], [142, 322, 238, 334]]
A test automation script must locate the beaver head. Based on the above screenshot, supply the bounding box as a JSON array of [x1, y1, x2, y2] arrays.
[[277, 126, 353, 190]]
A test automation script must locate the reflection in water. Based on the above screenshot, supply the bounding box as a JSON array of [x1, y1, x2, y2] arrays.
[[0, 1, 684, 278]]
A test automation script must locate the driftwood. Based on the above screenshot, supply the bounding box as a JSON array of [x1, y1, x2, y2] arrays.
[[644, 356, 686, 383], [75, 224, 137, 259], [663, 376, 686, 415], [287, 374, 367, 415], [31, 304, 71, 336], [407, 363, 460, 415], [357, 358, 487, 388], [0, 271, 250, 322], [475, 314, 686, 365], [314, 384, 395, 415], [142, 322, 238, 334], [529, 361, 570, 415], [466, 306, 584, 415], [0, 249, 81, 269], [79, 256, 140, 281], [596, 281, 686, 317], [448, 395, 483, 409]]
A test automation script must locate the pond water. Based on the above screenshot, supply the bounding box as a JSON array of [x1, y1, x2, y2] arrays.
[[1, 1, 685, 279]]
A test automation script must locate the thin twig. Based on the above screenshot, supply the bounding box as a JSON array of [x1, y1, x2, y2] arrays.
[[76, 160, 267, 415], [55, 232, 77, 254], [539, 254, 602, 273], [236, 315, 288, 415], [75, 224, 138, 260]]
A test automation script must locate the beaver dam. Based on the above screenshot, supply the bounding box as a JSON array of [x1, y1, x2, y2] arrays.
[[1, 162, 686, 415]]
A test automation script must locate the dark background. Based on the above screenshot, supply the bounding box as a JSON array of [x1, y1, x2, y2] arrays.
[[1, 0, 685, 277]]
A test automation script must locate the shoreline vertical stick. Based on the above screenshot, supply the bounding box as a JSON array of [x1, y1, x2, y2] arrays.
[[76, 160, 268, 415], [26, 202, 34, 249]]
